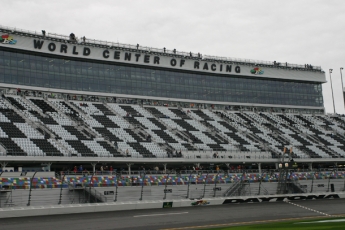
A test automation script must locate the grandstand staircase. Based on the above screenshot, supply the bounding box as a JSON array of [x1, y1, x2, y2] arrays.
[[308, 134, 341, 158], [83, 186, 107, 203], [276, 169, 289, 194], [0, 142, 6, 153], [25, 97, 49, 117], [289, 180, 307, 193], [173, 130, 193, 143], [63, 100, 88, 118], [132, 126, 149, 141], [237, 112, 259, 125], [4, 96, 56, 139], [211, 130, 229, 144], [0, 189, 14, 208], [75, 124, 96, 139], [223, 177, 250, 197], [288, 116, 342, 158], [67, 183, 87, 204], [65, 102, 102, 139], [158, 143, 175, 155], [29, 120, 55, 139], [68, 179, 110, 203]]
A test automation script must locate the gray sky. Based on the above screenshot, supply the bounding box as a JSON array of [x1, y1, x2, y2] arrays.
[[1, 0, 345, 113]]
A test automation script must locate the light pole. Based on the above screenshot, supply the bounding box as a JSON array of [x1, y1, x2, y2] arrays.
[[329, 69, 336, 114], [341, 67, 344, 111]]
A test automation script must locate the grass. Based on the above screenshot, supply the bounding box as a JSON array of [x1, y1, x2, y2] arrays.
[[203, 217, 345, 230]]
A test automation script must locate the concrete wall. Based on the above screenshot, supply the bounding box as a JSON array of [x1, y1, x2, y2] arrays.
[[0, 192, 344, 219]]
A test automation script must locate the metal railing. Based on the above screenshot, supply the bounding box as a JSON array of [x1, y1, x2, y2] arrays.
[[1, 151, 345, 164], [0, 24, 322, 72]]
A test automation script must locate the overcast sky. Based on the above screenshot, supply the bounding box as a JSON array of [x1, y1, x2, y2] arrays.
[[1, 0, 345, 113]]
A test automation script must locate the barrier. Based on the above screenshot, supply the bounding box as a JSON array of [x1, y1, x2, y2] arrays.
[[0, 192, 344, 218]]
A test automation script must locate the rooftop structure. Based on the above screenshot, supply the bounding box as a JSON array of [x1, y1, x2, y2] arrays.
[[0, 25, 343, 170]]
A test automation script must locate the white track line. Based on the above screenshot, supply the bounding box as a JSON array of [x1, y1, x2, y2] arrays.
[[134, 212, 189, 217], [284, 201, 332, 217]]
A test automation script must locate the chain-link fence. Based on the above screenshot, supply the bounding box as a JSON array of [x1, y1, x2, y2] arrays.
[[1, 170, 344, 208]]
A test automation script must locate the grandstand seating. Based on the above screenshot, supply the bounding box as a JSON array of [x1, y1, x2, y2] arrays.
[[0, 92, 344, 159]]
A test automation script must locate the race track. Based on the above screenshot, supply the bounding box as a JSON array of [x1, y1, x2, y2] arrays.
[[1, 199, 344, 230]]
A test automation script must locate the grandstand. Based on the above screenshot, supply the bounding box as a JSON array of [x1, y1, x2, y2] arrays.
[[0, 25, 345, 209]]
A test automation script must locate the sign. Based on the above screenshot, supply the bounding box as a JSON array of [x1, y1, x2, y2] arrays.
[[0, 35, 327, 83], [250, 67, 264, 75], [223, 194, 340, 204], [164, 189, 172, 193], [213, 187, 222, 191], [163, 202, 173, 208], [317, 184, 325, 187], [0, 34, 17, 45], [104, 191, 115, 195], [29, 39, 241, 76]]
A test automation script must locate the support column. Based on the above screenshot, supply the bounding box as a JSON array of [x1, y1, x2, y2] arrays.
[[162, 163, 167, 174], [275, 163, 279, 170], [46, 162, 52, 172], [225, 163, 230, 173], [91, 163, 97, 174], [308, 163, 313, 171], [1, 162, 8, 172], [258, 163, 262, 174], [127, 163, 133, 175]]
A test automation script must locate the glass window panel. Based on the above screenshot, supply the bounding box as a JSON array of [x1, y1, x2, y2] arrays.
[[0, 49, 324, 108]]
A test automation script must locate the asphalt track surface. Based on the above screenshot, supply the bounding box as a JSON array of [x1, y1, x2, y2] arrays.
[[1, 199, 345, 230]]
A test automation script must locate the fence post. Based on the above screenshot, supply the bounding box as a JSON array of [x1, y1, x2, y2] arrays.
[[163, 173, 170, 200], [89, 173, 94, 203], [327, 170, 334, 192], [310, 171, 314, 193], [139, 170, 146, 200], [114, 172, 120, 202], [258, 174, 263, 195], [186, 171, 194, 199], [27, 171, 38, 206], [58, 173, 66, 204], [202, 172, 209, 198], [213, 172, 220, 197]]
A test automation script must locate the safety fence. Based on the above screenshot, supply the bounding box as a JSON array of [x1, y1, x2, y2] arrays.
[[0, 171, 344, 208]]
